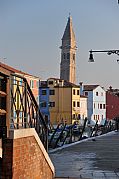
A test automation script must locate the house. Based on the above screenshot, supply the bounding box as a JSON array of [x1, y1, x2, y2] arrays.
[[0, 62, 40, 104], [106, 86, 119, 120], [0, 62, 40, 128], [39, 81, 50, 124], [80, 95, 88, 125], [44, 78, 80, 125], [80, 83, 106, 124]]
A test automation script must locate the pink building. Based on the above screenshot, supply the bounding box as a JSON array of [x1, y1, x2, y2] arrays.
[[0, 62, 40, 104]]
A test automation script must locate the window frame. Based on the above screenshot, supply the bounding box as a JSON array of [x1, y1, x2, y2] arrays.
[[73, 101, 76, 107], [77, 90, 79, 95], [73, 89, 75, 95], [77, 101, 80, 107], [42, 89, 47, 95], [49, 89, 55, 95]]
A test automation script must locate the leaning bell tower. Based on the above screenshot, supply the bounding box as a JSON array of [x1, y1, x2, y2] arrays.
[[60, 15, 77, 84]]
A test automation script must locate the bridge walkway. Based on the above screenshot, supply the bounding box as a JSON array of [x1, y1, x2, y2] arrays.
[[50, 131, 119, 179]]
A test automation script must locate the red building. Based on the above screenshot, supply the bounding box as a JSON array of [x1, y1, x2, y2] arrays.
[[106, 89, 119, 120]]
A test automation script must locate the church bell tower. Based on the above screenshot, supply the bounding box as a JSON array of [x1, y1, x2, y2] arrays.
[[60, 15, 77, 84]]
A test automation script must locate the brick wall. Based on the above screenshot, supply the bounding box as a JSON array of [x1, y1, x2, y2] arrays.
[[2, 129, 55, 179]]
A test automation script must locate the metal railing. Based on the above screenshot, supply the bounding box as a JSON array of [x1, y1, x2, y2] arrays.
[[48, 119, 117, 149], [10, 74, 48, 150]]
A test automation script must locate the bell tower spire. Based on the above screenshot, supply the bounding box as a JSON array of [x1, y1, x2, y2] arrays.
[[60, 15, 77, 84]]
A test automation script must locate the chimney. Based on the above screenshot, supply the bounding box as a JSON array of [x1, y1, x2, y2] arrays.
[[109, 86, 113, 92], [79, 82, 83, 95]]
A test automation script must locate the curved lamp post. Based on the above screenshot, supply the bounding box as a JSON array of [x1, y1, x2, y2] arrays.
[[89, 49, 119, 63]]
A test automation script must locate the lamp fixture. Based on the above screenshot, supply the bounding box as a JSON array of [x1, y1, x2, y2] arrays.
[[88, 49, 119, 62]]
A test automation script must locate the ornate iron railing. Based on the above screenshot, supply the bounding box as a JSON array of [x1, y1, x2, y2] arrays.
[[10, 73, 48, 150]]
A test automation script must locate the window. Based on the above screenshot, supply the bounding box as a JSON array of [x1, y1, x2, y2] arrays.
[[36, 81, 39, 88], [67, 53, 70, 59], [94, 115, 95, 120], [85, 92, 88, 96], [73, 89, 75, 95], [94, 103, 95, 109], [72, 114, 75, 119], [73, 54, 75, 60], [98, 115, 100, 120], [102, 115, 103, 119], [41, 101, 47, 108], [49, 89, 55, 95], [78, 114, 80, 119], [100, 104, 102, 109], [98, 103, 99, 109], [48, 81, 53, 85], [101, 92, 103, 96], [77, 90, 79, 95], [49, 102, 55, 107], [19, 78, 23, 86], [73, 101, 76, 107], [42, 90, 47, 95], [77, 101, 80, 107], [63, 53, 66, 59], [96, 92, 98, 96], [103, 104, 106, 109], [30, 80, 34, 88]]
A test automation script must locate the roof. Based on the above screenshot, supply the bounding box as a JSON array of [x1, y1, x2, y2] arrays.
[[64, 81, 79, 88], [61, 15, 76, 49], [0, 62, 39, 79], [80, 95, 87, 98], [0, 62, 22, 74], [47, 77, 79, 88], [83, 85, 99, 91]]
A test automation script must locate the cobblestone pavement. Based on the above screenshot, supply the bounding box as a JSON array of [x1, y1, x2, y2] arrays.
[[50, 132, 119, 179]]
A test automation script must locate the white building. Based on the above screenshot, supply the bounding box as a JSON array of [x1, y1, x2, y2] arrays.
[[80, 83, 106, 125], [80, 95, 88, 125]]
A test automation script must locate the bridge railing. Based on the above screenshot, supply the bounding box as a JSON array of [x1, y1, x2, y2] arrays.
[[10, 73, 48, 150]]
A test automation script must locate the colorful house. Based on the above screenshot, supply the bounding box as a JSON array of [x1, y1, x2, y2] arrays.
[[106, 86, 119, 120], [39, 81, 50, 124], [23, 74, 40, 105], [0, 62, 40, 128], [80, 95, 88, 125], [80, 83, 106, 124], [47, 78, 80, 125]]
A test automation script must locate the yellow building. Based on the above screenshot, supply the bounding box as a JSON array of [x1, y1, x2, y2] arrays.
[[47, 78, 80, 125]]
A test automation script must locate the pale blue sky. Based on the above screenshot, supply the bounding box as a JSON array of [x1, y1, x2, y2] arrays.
[[0, 0, 119, 88]]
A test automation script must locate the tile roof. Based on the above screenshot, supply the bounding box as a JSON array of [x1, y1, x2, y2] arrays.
[[80, 95, 87, 98], [47, 77, 79, 87], [64, 80, 79, 87], [0, 62, 39, 78], [83, 85, 99, 91], [0, 62, 21, 73]]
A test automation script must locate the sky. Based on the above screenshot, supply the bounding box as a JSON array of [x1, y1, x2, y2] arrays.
[[0, 0, 119, 89]]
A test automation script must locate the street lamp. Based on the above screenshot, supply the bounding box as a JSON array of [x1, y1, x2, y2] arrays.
[[89, 49, 119, 62]]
